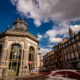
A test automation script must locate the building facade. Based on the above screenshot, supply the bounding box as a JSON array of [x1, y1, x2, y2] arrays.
[[43, 50, 56, 70], [0, 18, 41, 77], [43, 28, 80, 70], [54, 28, 80, 69]]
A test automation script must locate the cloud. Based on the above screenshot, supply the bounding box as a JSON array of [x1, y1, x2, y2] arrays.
[[47, 45, 54, 48], [49, 37, 62, 43], [45, 22, 69, 43], [37, 34, 43, 40], [10, 0, 80, 54], [70, 25, 80, 33], [10, 0, 17, 5], [34, 19, 41, 27], [39, 47, 52, 56], [45, 22, 80, 43], [10, 0, 80, 26]]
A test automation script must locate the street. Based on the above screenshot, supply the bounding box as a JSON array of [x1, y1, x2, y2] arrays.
[[0, 74, 78, 80]]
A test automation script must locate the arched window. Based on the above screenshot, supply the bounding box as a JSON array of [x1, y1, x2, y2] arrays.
[[9, 44, 21, 60], [8, 44, 21, 76], [29, 46, 35, 71]]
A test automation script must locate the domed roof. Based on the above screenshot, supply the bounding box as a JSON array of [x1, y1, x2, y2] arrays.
[[13, 18, 28, 31], [13, 18, 28, 25]]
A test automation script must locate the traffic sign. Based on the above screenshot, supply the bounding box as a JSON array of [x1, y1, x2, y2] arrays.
[[29, 61, 32, 64]]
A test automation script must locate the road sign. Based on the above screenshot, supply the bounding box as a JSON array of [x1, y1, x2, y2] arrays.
[[29, 61, 32, 64]]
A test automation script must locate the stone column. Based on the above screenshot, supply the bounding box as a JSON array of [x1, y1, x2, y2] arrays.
[[35, 46, 38, 73], [19, 49, 23, 76], [4, 49, 10, 77], [23, 49, 29, 76], [23, 40, 29, 75], [0, 38, 8, 77]]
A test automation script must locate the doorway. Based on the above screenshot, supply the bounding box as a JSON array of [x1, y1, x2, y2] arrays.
[[8, 44, 21, 76]]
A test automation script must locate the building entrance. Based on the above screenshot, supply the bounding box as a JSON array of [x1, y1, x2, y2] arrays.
[[8, 44, 21, 76]]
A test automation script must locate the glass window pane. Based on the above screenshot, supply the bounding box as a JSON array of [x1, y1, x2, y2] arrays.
[[77, 42, 80, 49], [74, 51, 79, 58], [71, 53, 74, 59]]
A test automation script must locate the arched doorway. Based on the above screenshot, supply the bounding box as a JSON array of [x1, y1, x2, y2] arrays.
[[8, 44, 21, 76], [29, 46, 35, 72]]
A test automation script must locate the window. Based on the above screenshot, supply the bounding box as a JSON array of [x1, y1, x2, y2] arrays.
[[71, 52, 74, 59], [73, 44, 77, 50], [76, 35, 79, 40], [8, 44, 21, 75], [64, 49, 66, 54], [64, 44, 66, 47], [69, 46, 73, 52], [77, 42, 80, 49], [66, 43, 67, 46], [65, 55, 67, 61], [74, 51, 79, 59], [72, 38, 74, 43], [69, 41, 71, 44], [63, 44, 65, 47], [79, 50, 80, 58], [67, 54, 70, 60], [66, 47, 69, 53]]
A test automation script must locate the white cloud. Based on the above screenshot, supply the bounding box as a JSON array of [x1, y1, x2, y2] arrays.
[[34, 19, 41, 27], [45, 22, 69, 43], [10, 0, 80, 26], [47, 45, 54, 48], [45, 23, 80, 43], [70, 25, 80, 33], [49, 37, 62, 43], [10, 0, 17, 5], [37, 34, 43, 41], [39, 48, 52, 56]]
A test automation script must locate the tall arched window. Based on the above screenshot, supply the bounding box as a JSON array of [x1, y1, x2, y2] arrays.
[[29, 46, 35, 71], [8, 44, 21, 76]]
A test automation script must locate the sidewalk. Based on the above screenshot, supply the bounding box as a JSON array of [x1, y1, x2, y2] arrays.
[[0, 74, 42, 80]]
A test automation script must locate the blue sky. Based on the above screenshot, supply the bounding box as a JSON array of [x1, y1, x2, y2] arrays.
[[0, 0, 80, 55]]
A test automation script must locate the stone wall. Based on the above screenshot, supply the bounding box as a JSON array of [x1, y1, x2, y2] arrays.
[[0, 36, 40, 77]]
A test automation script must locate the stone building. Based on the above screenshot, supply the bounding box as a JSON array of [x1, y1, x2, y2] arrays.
[[0, 18, 41, 77]]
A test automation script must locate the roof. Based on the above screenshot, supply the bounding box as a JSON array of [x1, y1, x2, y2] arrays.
[[0, 29, 39, 43], [0, 18, 39, 43], [13, 18, 28, 26], [44, 50, 54, 57]]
